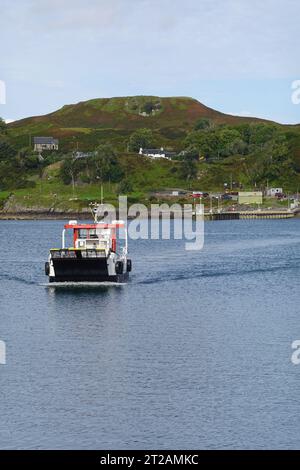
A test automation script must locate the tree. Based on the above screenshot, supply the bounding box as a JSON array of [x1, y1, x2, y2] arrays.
[[128, 128, 154, 152], [185, 129, 221, 160], [218, 128, 246, 157], [118, 179, 133, 194], [0, 140, 16, 161], [182, 146, 199, 161], [142, 102, 154, 115], [185, 126, 247, 161], [91, 144, 123, 183], [0, 119, 14, 162], [60, 155, 85, 192], [180, 153, 198, 182], [0, 117, 6, 134], [194, 118, 212, 131]]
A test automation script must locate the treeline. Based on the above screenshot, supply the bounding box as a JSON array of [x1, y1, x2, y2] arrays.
[[127, 119, 291, 161], [125, 120, 297, 186], [184, 119, 296, 186], [185, 118, 288, 160], [0, 121, 129, 192], [0, 116, 299, 192]]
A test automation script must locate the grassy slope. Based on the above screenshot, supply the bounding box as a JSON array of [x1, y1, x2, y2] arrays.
[[0, 156, 194, 213], [3, 96, 300, 213], [2, 153, 298, 214], [7, 95, 284, 152]]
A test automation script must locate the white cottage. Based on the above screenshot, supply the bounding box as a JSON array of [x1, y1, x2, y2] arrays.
[[139, 147, 175, 160]]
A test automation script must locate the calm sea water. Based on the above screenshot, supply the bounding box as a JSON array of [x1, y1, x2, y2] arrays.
[[1, 218, 300, 449]]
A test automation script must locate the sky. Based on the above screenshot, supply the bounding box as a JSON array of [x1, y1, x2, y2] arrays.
[[0, 0, 300, 124]]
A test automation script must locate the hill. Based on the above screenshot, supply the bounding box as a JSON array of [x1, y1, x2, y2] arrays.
[[2, 95, 300, 217], [7, 95, 281, 152]]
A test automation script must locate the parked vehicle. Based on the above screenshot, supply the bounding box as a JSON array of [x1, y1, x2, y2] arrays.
[[275, 193, 286, 199], [190, 192, 209, 198]]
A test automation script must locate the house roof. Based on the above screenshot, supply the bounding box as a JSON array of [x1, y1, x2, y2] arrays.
[[142, 148, 177, 157], [142, 149, 164, 154], [165, 151, 176, 157], [33, 136, 59, 144]]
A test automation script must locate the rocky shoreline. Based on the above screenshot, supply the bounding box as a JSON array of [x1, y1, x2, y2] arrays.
[[0, 211, 92, 220]]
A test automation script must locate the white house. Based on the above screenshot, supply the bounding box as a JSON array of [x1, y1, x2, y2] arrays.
[[266, 188, 283, 197], [73, 151, 95, 160], [139, 147, 175, 160]]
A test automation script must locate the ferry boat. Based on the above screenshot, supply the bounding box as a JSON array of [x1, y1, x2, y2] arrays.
[[45, 205, 131, 283]]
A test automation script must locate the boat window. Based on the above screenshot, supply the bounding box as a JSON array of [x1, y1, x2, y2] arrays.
[[89, 229, 98, 239], [78, 229, 88, 239]]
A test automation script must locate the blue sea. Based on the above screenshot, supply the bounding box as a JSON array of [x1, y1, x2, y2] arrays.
[[1, 218, 300, 449]]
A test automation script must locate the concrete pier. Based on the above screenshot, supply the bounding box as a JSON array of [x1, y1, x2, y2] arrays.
[[204, 210, 295, 221]]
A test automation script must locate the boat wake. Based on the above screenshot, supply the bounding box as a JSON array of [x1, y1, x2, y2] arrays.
[[0, 273, 37, 286], [136, 262, 299, 285], [40, 281, 128, 288]]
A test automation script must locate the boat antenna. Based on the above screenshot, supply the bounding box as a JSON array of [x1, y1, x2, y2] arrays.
[[88, 186, 105, 223], [89, 202, 98, 223]]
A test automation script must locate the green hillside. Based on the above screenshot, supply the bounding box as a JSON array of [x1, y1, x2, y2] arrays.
[[1, 96, 300, 215], [7, 95, 279, 152]]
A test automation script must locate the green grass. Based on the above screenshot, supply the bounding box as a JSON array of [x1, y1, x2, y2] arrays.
[[2, 92, 300, 213], [60, 127, 92, 134], [2, 150, 300, 214], [0, 155, 190, 212], [0, 190, 11, 209], [0, 181, 117, 212], [8, 95, 275, 153]]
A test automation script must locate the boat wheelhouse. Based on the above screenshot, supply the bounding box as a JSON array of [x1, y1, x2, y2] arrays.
[[45, 217, 131, 283]]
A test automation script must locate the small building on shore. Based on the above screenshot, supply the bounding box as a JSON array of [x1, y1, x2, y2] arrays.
[[73, 151, 95, 160], [34, 137, 59, 151], [139, 147, 176, 160], [238, 191, 263, 205], [266, 187, 283, 197]]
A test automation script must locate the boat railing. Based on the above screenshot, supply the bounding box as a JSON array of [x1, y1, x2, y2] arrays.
[[50, 249, 106, 259]]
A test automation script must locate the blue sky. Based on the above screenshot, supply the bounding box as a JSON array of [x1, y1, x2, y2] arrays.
[[0, 0, 299, 124]]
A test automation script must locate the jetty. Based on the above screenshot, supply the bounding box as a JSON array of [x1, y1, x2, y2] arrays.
[[204, 210, 295, 221]]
